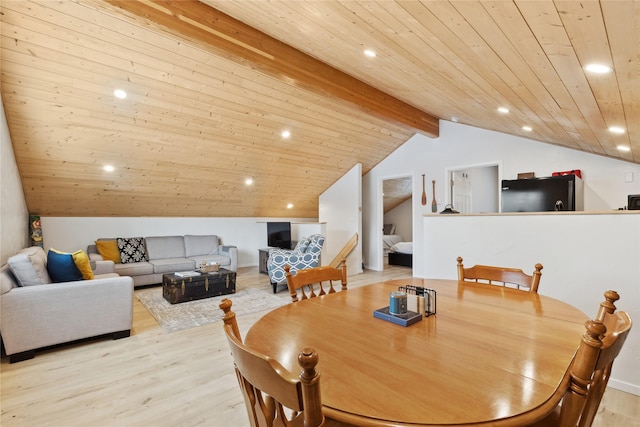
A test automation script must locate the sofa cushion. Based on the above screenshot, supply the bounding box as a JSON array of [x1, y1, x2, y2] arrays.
[[94, 272, 120, 279], [150, 258, 195, 274], [117, 237, 148, 263], [184, 235, 219, 257], [145, 236, 186, 260], [7, 247, 52, 286], [1, 265, 17, 295], [47, 250, 83, 283], [115, 261, 154, 276], [95, 239, 122, 263]]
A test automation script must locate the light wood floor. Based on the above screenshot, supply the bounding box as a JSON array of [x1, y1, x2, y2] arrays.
[[1, 264, 638, 427]]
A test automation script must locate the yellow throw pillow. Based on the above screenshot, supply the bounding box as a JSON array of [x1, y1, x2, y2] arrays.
[[49, 248, 94, 280], [71, 250, 94, 280], [95, 240, 121, 263]]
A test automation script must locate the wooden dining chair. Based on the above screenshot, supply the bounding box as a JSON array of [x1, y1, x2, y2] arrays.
[[529, 290, 632, 427], [219, 298, 354, 427], [285, 257, 347, 303], [457, 256, 543, 293]]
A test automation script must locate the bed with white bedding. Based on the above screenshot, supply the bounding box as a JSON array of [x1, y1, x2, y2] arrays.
[[388, 240, 413, 267], [390, 241, 413, 254], [383, 223, 413, 267], [383, 234, 404, 256]]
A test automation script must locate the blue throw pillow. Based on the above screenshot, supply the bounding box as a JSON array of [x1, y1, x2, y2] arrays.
[[47, 250, 83, 283]]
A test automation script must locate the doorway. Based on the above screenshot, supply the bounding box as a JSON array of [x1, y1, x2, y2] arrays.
[[381, 176, 413, 269], [446, 163, 500, 213]]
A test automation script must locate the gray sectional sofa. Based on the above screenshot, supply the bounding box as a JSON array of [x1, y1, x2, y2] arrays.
[[1, 246, 134, 362], [88, 234, 238, 287]]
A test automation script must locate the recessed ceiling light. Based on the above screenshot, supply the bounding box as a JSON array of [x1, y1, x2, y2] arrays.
[[617, 145, 631, 152], [609, 126, 625, 134], [113, 89, 127, 99], [522, 126, 532, 132], [281, 130, 291, 139], [584, 63, 612, 74], [364, 49, 376, 58], [286, 203, 294, 209], [245, 178, 254, 186], [497, 107, 509, 114], [451, 116, 459, 123], [104, 165, 115, 172]]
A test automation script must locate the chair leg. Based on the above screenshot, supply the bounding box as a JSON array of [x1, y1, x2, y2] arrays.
[[272, 282, 277, 293]]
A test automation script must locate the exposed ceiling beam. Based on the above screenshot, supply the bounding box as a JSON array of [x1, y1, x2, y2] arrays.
[[102, 0, 439, 137]]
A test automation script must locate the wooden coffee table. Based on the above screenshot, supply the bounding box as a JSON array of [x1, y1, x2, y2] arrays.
[[162, 268, 236, 304]]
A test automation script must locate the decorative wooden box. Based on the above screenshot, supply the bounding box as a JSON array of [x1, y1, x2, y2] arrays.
[[199, 262, 220, 273]]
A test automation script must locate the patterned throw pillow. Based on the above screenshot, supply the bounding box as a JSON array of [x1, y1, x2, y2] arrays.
[[293, 237, 311, 254], [117, 237, 147, 264]]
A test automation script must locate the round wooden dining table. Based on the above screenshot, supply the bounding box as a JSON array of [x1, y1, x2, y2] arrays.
[[244, 278, 588, 426]]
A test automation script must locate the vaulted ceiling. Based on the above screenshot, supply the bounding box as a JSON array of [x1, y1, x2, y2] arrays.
[[1, 1, 638, 217]]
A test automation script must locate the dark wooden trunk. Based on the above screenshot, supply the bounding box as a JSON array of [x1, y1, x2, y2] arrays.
[[162, 269, 236, 304]]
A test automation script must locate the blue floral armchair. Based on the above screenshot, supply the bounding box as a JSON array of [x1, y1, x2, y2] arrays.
[[268, 234, 325, 292]]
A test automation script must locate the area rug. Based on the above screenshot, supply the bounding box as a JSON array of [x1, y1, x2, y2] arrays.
[[135, 287, 290, 333]]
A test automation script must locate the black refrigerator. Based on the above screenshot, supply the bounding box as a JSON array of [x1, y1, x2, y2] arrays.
[[501, 175, 583, 212]]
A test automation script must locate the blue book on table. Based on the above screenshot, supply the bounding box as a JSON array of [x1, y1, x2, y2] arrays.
[[373, 306, 422, 327]]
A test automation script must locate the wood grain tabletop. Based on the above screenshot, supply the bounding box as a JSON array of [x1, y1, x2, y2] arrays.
[[244, 278, 588, 426]]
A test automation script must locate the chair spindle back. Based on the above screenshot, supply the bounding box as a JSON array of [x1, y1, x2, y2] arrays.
[[285, 258, 347, 303], [219, 298, 325, 427], [457, 256, 543, 292]]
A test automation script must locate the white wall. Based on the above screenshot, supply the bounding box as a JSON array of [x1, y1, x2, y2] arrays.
[[0, 94, 29, 264], [319, 163, 363, 274], [448, 164, 500, 213], [41, 217, 317, 268], [363, 120, 640, 272], [384, 198, 412, 242], [292, 222, 326, 243], [468, 165, 499, 213], [423, 212, 640, 396]]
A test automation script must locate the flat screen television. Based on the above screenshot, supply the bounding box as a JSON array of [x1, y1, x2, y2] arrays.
[[267, 222, 292, 249]]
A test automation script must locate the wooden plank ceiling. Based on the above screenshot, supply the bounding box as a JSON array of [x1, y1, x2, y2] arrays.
[[1, 1, 638, 217], [383, 177, 413, 213]]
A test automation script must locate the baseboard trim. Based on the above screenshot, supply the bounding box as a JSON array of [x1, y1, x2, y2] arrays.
[[608, 378, 640, 396]]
